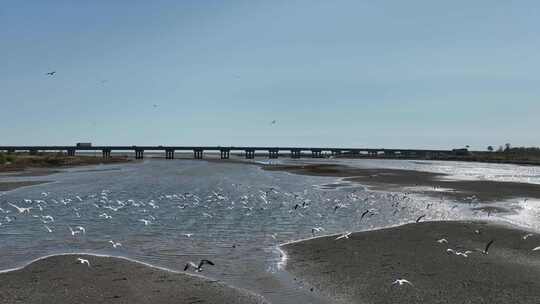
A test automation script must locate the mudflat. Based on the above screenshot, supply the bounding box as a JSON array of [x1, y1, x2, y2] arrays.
[[281, 220, 540, 304], [0, 254, 268, 304]]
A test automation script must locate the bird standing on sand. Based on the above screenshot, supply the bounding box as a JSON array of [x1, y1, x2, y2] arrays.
[[77, 258, 90, 267], [392, 279, 413, 287], [183, 259, 215, 272], [523, 234, 534, 240]]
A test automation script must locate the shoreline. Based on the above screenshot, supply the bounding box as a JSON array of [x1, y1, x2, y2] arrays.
[[0, 253, 268, 304], [262, 163, 540, 203], [281, 220, 540, 304]]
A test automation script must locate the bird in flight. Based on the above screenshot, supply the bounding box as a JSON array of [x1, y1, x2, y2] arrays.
[[416, 214, 426, 223], [532, 246, 540, 251], [109, 240, 122, 248], [479, 239, 494, 254], [46, 71, 56, 76], [270, 120, 276, 125], [77, 258, 90, 267], [436, 238, 448, 244], [392, 279, 413, 287], [8, 203, 32, 214], [335, 232, 351, 240], [183, 259, 215, 272]]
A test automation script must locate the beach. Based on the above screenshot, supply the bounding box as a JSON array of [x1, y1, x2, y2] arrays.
[[281, 220, 540, 304], [0, 254, 267, 304]]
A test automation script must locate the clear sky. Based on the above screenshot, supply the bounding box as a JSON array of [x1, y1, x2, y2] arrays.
[[1, 1, 539, 149]]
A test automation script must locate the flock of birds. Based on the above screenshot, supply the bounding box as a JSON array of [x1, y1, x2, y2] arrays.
[[1, 177, 540, 293]]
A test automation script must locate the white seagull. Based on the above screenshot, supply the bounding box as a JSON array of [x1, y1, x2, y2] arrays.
[[436, 238, 448, 244], [139, 219, 151, 226], [392, 279, 413, 287], [523, 234, 534, 240], [532, 246, 540, 251], [8, 203, 32, 214], [335, 232, 351, 240], [77, 258, 90, 267], [109, 240, 122, 248]]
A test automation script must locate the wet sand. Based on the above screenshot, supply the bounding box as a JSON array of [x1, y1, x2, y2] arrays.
[[0, 254, 267, 304], [281, 220, 540, 304], [0, 181, 51, 191], [263, 163, 540, 203]]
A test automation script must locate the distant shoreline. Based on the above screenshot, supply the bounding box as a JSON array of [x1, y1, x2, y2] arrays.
[[262, 163, 540, 204]]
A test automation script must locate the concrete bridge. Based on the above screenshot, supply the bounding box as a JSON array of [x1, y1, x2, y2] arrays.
[[0, 146, 455, 160]]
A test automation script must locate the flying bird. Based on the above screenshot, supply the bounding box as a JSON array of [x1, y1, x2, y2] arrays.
[[480, 239, 494, 254], [270, 120, 276, 125], [184, 259, 215, 272], [109, 240, 122, 248], [392, 279, 413, 287], [416, 214, 426, 223], [77, 258, 90, 267], [8, 203, 32, 214], [360, 209, 370, 220], [335, 232, 351, 240], [46, 71, 56, 76], [532, 246, 540, 251], [436, 238, 448, 244]]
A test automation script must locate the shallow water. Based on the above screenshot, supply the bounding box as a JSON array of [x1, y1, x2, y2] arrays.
[[0, 159, 538, 303]]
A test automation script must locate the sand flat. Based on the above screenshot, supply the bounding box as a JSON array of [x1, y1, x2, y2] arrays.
[[281, 221, 540, 304], [0, 254, 268, 304]]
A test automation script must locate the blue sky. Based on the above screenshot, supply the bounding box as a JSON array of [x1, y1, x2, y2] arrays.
[[1, 1, 539, 149]]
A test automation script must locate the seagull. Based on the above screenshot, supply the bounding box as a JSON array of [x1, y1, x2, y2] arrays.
[[8, 203, 32, 214], [479, 239, 494, 255], [392, 279, 413, 287], [311, 227, 324, 235], [360, 209, 370, 221], [46, 71, 56, 76], [183, 259, 215, 272], [335, 232, 351, 240], [523, 234, 534, 240], [270, 120, 276, 125], [109, 240, 122, 248], [77, 258, 90, 267], [183, 233, 193, 238], [44, 225, 53, 233], [436, 238, 448, 244], [532, 246, 540, 251], [41, 215, 54, 223], [416, 214, 426, 223], [75, 226, 86, 234], [139, 219, 151, 226]]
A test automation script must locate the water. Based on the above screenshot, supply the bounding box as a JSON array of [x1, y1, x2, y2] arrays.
[[0, 159, 539, 303]]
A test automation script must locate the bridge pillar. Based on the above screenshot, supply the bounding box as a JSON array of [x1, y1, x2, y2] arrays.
[[245, 150, 255, 159], [67, 149, 76, 157], [165, 149, 175, 159], [194, 149, 203, 159], [220, 149, 230, 159], [102, 149, 111, 159], [269, 149, 279, 159], [311, 150, 322, 158], [135, 149, 144, 159], [291, 149, 301, 159]]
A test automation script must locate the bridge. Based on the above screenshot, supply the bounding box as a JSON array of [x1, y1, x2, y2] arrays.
[[0, 146, 456, 160]]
